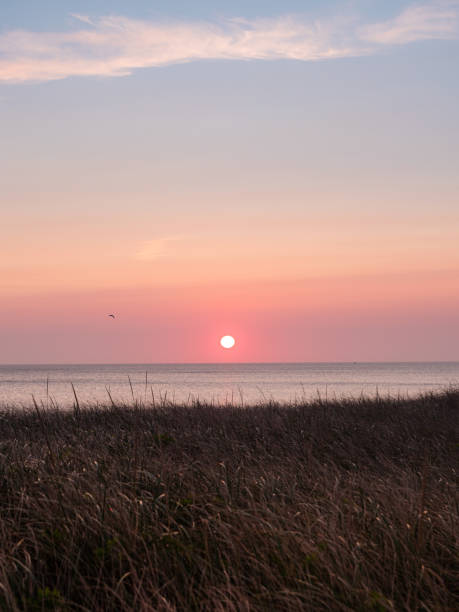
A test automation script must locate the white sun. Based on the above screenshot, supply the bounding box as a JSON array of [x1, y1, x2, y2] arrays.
[[220, 335, 235, 349]]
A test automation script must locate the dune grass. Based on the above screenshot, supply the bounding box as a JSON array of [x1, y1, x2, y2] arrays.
[[0, 390, 457, 611]]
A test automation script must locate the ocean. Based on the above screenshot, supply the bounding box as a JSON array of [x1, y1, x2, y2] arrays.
[[0, 362, 458, 408]]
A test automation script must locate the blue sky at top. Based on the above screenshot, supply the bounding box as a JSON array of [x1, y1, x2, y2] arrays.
[[1, 1, 458, 223], [0, 1, 457, 232]]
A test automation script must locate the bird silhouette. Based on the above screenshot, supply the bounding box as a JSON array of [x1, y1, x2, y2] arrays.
[[108, 314, 115, 319]]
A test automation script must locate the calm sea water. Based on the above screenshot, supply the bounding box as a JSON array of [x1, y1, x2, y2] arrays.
[[0, 362, 458, 408]]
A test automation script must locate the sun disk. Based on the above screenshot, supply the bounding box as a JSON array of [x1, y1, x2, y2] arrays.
[[220, 335, 235, 349]]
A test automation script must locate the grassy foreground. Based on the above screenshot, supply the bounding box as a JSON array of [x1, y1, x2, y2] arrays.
[[0, 391, 457, 611]]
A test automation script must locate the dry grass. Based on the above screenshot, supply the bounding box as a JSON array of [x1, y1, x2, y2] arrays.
[[0, 390, 457, 611]]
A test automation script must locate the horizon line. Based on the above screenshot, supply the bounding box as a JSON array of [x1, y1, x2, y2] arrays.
[[1, 360, 459, 367]]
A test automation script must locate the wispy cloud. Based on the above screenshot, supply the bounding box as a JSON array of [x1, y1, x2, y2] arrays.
[[134, 236, 184, 261], [360, 1, 459, 44], [0, 2, 457, 83], [70, 14, 96, 27]]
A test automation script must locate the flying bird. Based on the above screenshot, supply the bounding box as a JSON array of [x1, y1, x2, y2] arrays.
[[108, 314, 115, 319]]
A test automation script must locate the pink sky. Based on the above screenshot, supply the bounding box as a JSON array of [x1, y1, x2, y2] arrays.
[[2, 267, 458, 363], [1, 3, 458, 363]]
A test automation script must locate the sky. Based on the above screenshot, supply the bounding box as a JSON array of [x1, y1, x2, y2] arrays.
[[1, 0, 458, 363]]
